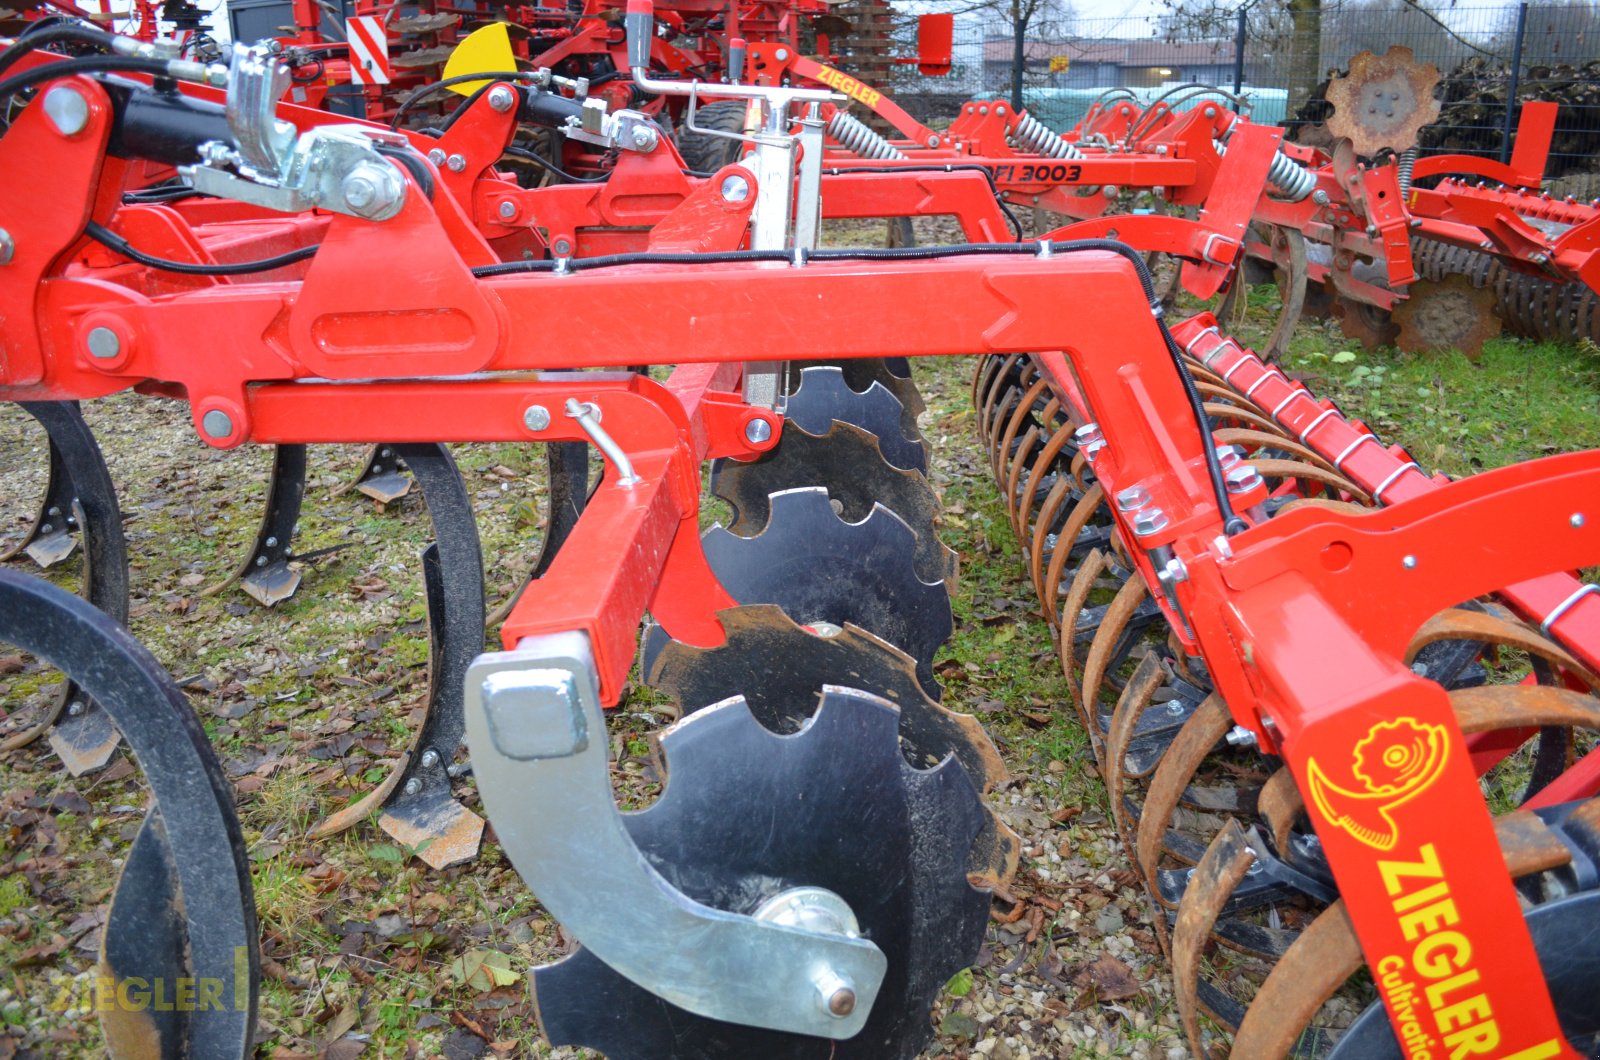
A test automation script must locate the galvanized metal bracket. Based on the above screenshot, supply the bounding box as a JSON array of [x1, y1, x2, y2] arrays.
[[464, 631, 887, 1038]]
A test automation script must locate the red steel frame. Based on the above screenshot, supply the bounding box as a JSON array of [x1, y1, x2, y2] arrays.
[[3, 51, 1600, 1056]]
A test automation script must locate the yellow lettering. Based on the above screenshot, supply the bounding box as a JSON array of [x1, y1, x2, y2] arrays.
[[1425, 969, 1481, 1010], [95, 977, 118, 1012], [118, 978, 149, 1012], [1413, 930, 1470, 978], [1435, 993, 1491, 1034], [1394, 879, 1451, 913], [235, 946, 250, 1012], [1400, 897, 1460, 942], [196, 978, 222, 1012], [177, 979, 196, 1011], [1377, 955, 1406, 974], [1379, 843, 1444, 895], [1444, 1020, 1499, 1059]]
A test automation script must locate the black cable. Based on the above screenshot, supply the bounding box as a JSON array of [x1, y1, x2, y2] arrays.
[[84, 221, 320, 275], [502, 144, 610, 183], [821, 163, 1024, 239], [122, 184, 202, 204], [390, 71, 533, 130], [0, 55, 172, 108], [0, 22, 115, 81], [471, 237, 1245, 533]]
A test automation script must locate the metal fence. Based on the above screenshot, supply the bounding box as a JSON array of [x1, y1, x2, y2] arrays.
[[883, 3, 1600, 179]]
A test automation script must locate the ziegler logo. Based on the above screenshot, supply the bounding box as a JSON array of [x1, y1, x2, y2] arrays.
[[811, 64, 883, 110], [1306, 717, 1449, 850]]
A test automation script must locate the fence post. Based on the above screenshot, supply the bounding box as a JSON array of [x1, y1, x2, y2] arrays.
[[1499, 2, 1528, 165], [1231, 8, 1247, 111], [1011, 18, 1025, 114]]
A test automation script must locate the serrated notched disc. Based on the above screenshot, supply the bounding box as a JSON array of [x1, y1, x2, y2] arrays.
[[1325, 46, 1441, 155], [649, 604, 1019, 887], [532, 688, 990, 1059], [785, 366, 927, 473], [711, 421, 958, 586], [700, 487, 953, 697]]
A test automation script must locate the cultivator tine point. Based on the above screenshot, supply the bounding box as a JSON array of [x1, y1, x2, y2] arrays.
[[205, 443, 310, 606], [4, 442, 78, 567], [46, 704, 122, 775], [339, 444, 414, 504]]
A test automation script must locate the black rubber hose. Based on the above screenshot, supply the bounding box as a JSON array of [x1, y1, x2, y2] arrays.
[[85, 220, 320, 275], [0, 55, 172, 107], [0, 22, 116, 81]]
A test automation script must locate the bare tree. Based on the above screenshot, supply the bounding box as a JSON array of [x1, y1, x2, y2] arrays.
[[927, 0, 1077, 111]]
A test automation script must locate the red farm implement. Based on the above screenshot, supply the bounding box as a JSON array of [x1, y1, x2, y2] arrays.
[[1, 10, 1599, 1059]]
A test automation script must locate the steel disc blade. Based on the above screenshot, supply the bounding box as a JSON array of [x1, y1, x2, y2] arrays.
[[784, 366, 926, 473], [711, 420, 957, 586], [532, 689, 990, 1059]]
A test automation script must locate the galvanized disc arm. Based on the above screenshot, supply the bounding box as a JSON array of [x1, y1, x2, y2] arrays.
[[0, 569, 257, 1059], [464, 633, 888, 1040]]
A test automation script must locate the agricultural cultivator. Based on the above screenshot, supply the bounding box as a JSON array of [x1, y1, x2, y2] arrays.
[[0, 5, 1599, 1059]]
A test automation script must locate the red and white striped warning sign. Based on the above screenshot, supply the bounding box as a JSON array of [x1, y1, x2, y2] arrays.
[[346, 16, 390, 85]]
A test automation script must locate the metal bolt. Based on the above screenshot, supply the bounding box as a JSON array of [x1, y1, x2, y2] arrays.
[[1114, 484, 1150, 512], [813, 968, 856, 1018], [996, 104, 1006, 114], [1132, 506, 1169, 537], [774, 47, 788, 60], [927, 134, 939, 148], [1225, 724, 1256, 747], [446, 153, 467, 173], [47, 507, 60, 518], [421, 749, 440, 768], [427, 148, 446, 165], [39, 524, 51, 534], [67, 701, 86, 717], [629, 124, 658, 150], [744, 418, 773, 445], [720, 174, 751, 203], [487, 85, 516, 113], [1312, 189, 1330, 205], [1224, 464, 1262, 494], [202, 409, 234, 439], [978, 105, 988, 115], [553, 238, 573, 256], [523, 404, 551, 432], [264, 536, 278, 548], [1402, 554, 1418, 569], [497, 200, 517, 221], [339, 162, 403, 220], [1573, 513, 1586, 528], [1167, 701, 1186, 717], [43, 86, 89, 136], [86, 326, 121, 359], [403, 778, 422, 796], [256, 556, 268, 567], [0, 228, 12, 265]]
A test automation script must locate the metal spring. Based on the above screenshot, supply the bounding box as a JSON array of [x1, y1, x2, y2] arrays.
[[1009, 110, 1082, 160], [1397, 147, 1417, 197], [1215, 138, 1316, 202], [826, 111, 905, 160]]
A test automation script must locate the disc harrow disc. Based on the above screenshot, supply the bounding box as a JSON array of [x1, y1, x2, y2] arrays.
[[1333, 295, 1400, 350], [1393, 274, 1501, 356], [685, 487, 953, 697], [785, 366, 927, 473], [1325, 46, 1441, 155], [711, 421, 957, 586], [649, 603, 1018, 886], [532, 689, 990, 1059]]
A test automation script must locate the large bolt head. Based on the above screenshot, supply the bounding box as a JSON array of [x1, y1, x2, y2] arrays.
[[339, 162, 405, 221], [43, 86, 89, 137], [497, 199, 518, 221], [629, 124, 659, 151], [1114, 484, 1150, 512], [523, 405, 551, 432], [744, 417, 773, 445], [720, 174, 751, 203], [1224, 463, 1262, 494], [487, 85, 517, 113], [1132, 506, 1169, 537], [202, 409, 235, 439]]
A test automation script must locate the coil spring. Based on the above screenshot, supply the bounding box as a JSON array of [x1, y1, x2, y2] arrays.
[[1219, 138, 1317, 203], [1009, 110, 1082, 160], [826, 111, 905, 160], [1397, 147, 1417, 197]]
